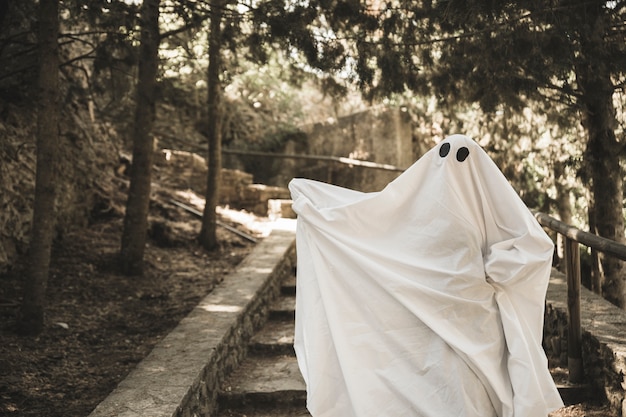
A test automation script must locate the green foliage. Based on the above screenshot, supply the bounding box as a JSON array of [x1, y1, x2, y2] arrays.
[[4, 0, 623, 231]]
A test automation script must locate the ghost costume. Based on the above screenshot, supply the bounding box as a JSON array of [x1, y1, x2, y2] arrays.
[[289, 134, 564, 417]]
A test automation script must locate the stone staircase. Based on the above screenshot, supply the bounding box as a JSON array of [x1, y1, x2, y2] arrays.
[[217, 275, 311, 416], [214, 268, 600, 417], [86, 228, 618, 417]]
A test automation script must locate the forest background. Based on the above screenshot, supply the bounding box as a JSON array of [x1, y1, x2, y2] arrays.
[[0, 0, 626, 367], [1, 0, 626, 415]]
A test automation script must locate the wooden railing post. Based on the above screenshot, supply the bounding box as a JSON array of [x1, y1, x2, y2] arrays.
[[533, 211, 626, 384], [564, 237, 583, 383]]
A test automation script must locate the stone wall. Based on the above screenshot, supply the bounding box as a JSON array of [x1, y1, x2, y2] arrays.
[[156, 149, 290, 216], [88, 239, 626, 417], [543, 269, 626, 415], [0, 101, 119, 274], [87, 227, 296, 417], [224, 107, 414, 193], [295, 107, 413, 192]]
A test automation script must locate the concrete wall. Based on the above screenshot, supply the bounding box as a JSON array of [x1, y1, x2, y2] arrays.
[[296, 107, 413, 192], [224, 107, 414, 193]]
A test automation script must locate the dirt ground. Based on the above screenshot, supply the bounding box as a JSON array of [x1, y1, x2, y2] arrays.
[[0, 167, 269, 416]]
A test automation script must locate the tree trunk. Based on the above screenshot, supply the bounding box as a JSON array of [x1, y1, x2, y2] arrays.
[[553, 161, 572, 272], [120, 0, 161, 275], [577, 10, 624, 307], [19, 0, 60, 336], [584, 114, 624, 307], [199, 0, 223, 251], [588, 197, 603, 295], [0, 0, 9, 27]]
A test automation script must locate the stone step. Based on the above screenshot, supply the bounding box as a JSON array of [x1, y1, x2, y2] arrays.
[[269, 295, 295, 320], [556, 383, 593, 406], [281, 276, 296, 295], [550, 366, 593, 405], [218, 354, 306, 412], [217, 406, 311, 417], [250, 319, 295, 355]]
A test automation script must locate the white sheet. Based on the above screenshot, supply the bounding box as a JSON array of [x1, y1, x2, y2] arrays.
[[289, 134, 564, 417]]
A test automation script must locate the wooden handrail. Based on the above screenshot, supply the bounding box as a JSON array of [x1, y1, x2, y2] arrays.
[[534, 211, 626, 384], [534, 212, 626, 261], [222, 149, 406, 172]]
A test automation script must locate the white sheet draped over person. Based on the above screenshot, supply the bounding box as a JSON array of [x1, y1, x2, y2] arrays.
[[288, 134, 564, 417]]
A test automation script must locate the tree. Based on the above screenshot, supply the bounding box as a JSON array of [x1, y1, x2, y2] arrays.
[[309, 0, 626, 306], [19, 0, 60, 335], [153, 0, 352, 249], [0, 0, 8, 27], [428, 0, 626, 306], [572, 2, 625, 305], [199, 0, 224, 250], [120, 0, 161, 275]]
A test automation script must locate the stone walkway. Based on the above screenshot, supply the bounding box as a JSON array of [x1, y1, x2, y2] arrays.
[[89, 219, 624, 416], [88, 220, 298, 417]]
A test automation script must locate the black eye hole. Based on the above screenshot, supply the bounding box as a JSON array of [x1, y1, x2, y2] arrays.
[[439, 142, 451, 157], [456, 147, 470, 162]]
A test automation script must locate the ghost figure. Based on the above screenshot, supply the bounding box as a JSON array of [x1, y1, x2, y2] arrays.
[[288, 134, 564, 417]]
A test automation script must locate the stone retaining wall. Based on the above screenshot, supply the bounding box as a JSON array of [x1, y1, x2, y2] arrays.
[[298, 107, 413, 192], [544, 268, 626, 416], [89, 242, 626, 417], [87, 224, 296, 417], [155, 149, 291, 216]]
